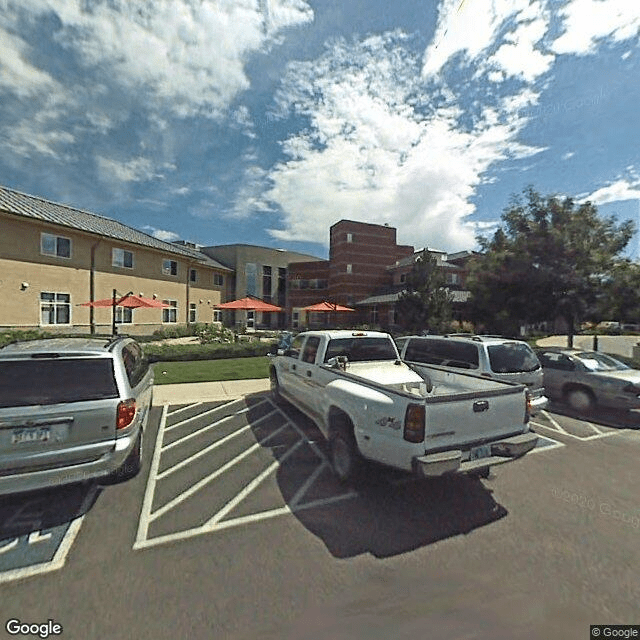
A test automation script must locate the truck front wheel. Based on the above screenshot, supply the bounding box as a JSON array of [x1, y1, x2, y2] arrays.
[[329, 429, 363, 485]]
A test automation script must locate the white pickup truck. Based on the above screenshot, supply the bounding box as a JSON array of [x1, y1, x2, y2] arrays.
[[269, 330, 538, 483]]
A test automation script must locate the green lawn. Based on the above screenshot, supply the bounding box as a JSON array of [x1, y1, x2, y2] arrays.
[[153, 356, 270, 385]]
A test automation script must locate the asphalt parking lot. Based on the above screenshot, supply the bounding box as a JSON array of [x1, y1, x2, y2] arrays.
[[0, 393, 639, 639]]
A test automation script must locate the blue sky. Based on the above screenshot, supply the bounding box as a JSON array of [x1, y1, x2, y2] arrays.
[[1, 0, 640, 259]]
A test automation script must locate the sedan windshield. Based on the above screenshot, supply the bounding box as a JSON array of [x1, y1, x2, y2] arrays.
[[574, 352, 629, 372]]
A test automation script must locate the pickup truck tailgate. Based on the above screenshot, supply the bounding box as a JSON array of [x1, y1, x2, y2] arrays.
[[424, 386, 527, 451]]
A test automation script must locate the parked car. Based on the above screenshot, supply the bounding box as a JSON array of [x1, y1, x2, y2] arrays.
[[0, 336, 153, 495], [534, 347, 640, 413], [396, 334, 548, 414]]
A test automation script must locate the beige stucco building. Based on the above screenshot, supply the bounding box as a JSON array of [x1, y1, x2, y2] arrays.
[[0, 186, 231, 335]]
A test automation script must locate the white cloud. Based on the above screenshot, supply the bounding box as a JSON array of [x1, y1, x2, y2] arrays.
[[581, 178, 640, 205], [551, 0, 640, 56], [562, 151, 575, 160], [143, 226, 181, 242], [96, 155, 157, 182], [8, 0, 313, 120], [265, 33, 544, 252], [422, 0, 552, 81]]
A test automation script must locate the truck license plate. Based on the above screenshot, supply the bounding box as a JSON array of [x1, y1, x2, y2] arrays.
[[469, 444, 491, 460], [12, 426, 51, 444]]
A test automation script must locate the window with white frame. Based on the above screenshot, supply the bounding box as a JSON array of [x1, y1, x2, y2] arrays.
[[41, 233, 71, 259], [162, 300, 178, 323], [213, 273, 224, 286], [346, 264, 353, 274], [40, 292, 71, 325], [189, 269, 197, 283], [347, 233, 354, 242], [162, 259, 178, 276], [112, 248, 134, 269], [189, 303, 197, 323], [115, 307, 133, 324], [212, 309, 222, 323]]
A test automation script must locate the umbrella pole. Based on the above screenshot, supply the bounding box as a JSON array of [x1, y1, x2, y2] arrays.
[[112, 288, 117, 336]]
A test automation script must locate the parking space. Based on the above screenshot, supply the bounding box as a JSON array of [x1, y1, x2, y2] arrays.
[[134, 395, 566, 551], [0, 482, 98, 583], [134, 396, 358, 550], [531, 402, 640, 440]]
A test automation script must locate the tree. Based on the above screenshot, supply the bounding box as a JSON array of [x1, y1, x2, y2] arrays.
[[467, 187, 635, 342], [597, 260, 640, 323], [396, 253, 453, 334]]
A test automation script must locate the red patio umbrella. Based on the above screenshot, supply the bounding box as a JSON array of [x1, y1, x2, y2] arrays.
[[215, 296, 283, 312], [303, 301, 355, 312], [79, 294, 169, 309], [79, 290, 170, 336]]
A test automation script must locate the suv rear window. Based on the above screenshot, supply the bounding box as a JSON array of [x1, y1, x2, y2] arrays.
[[0, 358, 119, 407], [404, 338, 479, 369], [487, 343, 540, 373]]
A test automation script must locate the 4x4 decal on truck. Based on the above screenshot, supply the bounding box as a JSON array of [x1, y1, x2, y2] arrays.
[[374, 416, 402, 430]]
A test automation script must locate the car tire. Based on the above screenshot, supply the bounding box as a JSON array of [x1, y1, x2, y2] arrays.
[[329, 427, 364, 485], [566, 387, 595, 413], [108, 430, 143, 483], [270, 369, 284, 405]]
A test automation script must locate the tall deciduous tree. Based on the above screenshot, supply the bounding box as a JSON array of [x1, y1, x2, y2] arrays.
[[396, 253, 453, 333], [467, 187, 635, 342]]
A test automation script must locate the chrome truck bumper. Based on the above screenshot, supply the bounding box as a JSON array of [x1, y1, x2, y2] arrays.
[[413, 432, 539, 478]]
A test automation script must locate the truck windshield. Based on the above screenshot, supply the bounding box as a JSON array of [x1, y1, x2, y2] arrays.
[[0, 358, 119, 407], [324, 337, 398, 362]]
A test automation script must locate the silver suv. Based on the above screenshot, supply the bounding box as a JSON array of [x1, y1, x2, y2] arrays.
[[0, 336, 153, 495], [396, 334, 548, 414]]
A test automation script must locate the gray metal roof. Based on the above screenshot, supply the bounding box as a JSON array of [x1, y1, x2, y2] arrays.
[[356, 289, 471, 305], [0, 185, 231, 271]]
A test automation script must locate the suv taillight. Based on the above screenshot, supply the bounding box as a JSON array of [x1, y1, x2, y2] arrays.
[[524, 390, 532, 424], [117, 399, 137, 429], [404, 404, 425, 443]]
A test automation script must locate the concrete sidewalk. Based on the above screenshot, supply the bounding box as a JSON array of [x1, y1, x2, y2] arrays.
[[153, 378, 270, 405]]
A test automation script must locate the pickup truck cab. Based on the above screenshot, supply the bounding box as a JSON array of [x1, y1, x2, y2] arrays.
[[269, 330, 538, 484]]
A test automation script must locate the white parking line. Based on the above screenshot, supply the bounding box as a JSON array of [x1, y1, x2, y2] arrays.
[[164, 398, 246, 433], [531, 420, 629, 441], [166, 402, 203, 418], [540, 410, 569, 434]]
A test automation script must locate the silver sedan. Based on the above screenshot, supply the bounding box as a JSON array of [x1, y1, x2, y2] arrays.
[[535, 347, 640, 413]]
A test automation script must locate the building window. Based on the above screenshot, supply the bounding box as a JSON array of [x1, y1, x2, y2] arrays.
[[189, 303, 197, 323], [262, 265, 272, 302], [371, 306, 379, 325], [162, 259, 178, 276], [41, 233, 71, 259], [400, 273, 406, 284], [347, 233, 354, 243], [162, 300, 178, 323], [115, 307, 133, 324], [212, 309, 222, 323], [277, 267, 286, 306], [446, 272, 459, 285], [292, 310, 300, 329], [112, 248, 134, 269], [213, 273, 224, 286], [189, 269, 197, 283], [245, 263, 257, 296], [40, 292, 70, 325], [346, 264, 352, 274]]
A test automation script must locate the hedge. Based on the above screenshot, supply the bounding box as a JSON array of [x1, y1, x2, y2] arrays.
[[142, 341, 274, 363]]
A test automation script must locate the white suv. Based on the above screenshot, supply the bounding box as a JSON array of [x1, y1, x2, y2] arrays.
[[396, 334, 548, 415]]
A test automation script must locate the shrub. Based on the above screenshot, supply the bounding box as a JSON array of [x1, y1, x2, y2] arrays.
[[0, 329, 53, 348], [197, 324, 235, 344], [142, 341, 271, 363]]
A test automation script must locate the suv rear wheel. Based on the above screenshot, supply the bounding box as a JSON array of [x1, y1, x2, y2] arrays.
[[108, 430, 142, 482]]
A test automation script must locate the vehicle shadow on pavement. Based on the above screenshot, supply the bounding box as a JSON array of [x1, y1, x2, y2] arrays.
[[546, 400, 640, 429], [247, 398, 507, 559], [0, 481, 101, 541]]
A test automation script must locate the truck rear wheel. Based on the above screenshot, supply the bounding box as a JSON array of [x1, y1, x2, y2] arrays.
[[329, 428, 363, 485], [270, 369, 284, 405]]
